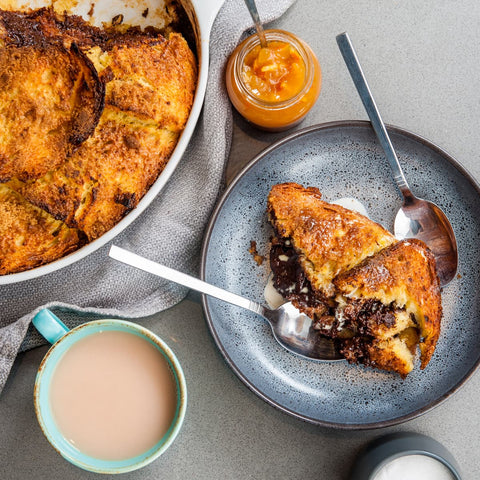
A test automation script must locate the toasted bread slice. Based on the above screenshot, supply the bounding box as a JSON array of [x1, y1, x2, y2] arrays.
[[267, 183, 396, 297], [19, 107, 178, 240], [0, 7, 109, 49], [334, 239, 442, 372], [87, 32, 197, 132], [0, 10, 105, 181], [0, 184, 85, 274]]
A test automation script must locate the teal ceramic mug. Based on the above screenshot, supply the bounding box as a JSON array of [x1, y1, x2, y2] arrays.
[[33, 309, 187, 474]]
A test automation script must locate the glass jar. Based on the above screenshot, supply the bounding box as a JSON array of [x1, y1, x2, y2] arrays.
[[226, 29, 321, 132]]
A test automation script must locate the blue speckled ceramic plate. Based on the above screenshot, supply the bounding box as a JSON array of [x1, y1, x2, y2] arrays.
[[200, 121, 480, 429]]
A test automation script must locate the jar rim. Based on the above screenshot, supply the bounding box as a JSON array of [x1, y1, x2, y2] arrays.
[[233, 29, 315, 109]]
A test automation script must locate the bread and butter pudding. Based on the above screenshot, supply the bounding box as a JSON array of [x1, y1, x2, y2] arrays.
[[0, 7, 197, 274], [267, 182, 442, 377]]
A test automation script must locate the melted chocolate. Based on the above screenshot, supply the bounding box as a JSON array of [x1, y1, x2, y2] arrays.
[[340, 298, 397, 336], [269, 235, 406, 344], [270, 236, 327, 314]]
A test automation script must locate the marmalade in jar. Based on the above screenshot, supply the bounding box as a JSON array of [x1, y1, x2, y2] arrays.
[[242, 41, 306, 103], [226, 30, 321, 131]]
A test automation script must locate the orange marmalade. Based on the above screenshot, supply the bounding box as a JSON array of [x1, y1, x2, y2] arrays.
[[226, 30, 321, 131]]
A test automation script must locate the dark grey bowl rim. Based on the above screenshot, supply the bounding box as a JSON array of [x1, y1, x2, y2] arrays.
[[350, 432, 462, 479], [200, 119, 480, 430]]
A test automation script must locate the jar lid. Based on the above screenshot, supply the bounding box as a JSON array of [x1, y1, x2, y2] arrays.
[[350, 432, 462, 480]]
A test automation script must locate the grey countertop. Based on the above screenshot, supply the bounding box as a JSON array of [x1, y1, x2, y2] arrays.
[[2, 0, 480, 478]]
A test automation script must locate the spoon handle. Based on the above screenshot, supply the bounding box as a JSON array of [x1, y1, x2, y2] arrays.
[[109, 245, 265, 316], [336, 32, 411, 197], [244, 0, 268, 48]]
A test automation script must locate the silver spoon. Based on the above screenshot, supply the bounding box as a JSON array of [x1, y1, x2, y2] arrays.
[[109, 245, 342, 361], [337, 32, 458, 286], [244, 0, 268, 48]]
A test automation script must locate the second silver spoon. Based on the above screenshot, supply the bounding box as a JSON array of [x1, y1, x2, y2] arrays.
[[336, 32, 458, 286], [109, 245, 342, 361]]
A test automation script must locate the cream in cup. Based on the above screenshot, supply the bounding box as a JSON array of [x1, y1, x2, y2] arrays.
[[33, 309, 186, 474], [373, 454, 458, 480], [350, 433, 462, 480]]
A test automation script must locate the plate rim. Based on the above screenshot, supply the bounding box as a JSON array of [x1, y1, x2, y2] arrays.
[[200, 119, 480, 430]]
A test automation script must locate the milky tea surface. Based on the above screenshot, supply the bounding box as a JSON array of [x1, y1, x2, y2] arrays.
[[49, 330, 178, 460]]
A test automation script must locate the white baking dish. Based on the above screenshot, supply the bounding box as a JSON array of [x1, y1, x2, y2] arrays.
[[0, 0, 224, 285]]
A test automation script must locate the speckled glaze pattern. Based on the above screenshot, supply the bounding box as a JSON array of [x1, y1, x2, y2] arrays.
[[201, 121, 480, 429]]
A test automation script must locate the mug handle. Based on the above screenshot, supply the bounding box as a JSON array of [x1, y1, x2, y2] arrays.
[[32, 309, 70, 345]]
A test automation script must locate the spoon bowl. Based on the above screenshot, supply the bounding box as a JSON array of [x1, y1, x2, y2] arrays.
[[263, 301, 341, 360], [337, 32, 458, 286], [394, 194, 458, 285], [108, 245, 343, 361]]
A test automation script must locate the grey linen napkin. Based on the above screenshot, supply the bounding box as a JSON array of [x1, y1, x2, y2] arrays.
[[0, 0, 295, 393]]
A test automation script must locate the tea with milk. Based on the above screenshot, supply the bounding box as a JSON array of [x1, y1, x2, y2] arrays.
[[49, 330, 178, 460]]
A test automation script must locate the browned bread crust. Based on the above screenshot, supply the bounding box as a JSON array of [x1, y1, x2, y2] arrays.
[[0, 8, 109, 48], [18, 108, 179, 240], [267, 182, 396, 297], [0, 184, 85, 274], [94, 32, 196, 132]]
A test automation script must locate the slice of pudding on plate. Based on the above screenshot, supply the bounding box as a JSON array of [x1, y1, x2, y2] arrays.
[[267, 182, 442, 377]]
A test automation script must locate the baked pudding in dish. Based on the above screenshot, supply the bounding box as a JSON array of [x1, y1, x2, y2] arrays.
[[0, 7, 197, 274], [267, 182, 442, 377]]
